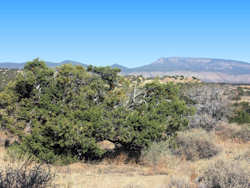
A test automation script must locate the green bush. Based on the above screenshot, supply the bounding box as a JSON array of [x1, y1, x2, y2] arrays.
[[0, 59, 192, 164], [230, 102, 250, 124], [0, 69, 18, 92], [230, 111, 250, 124]]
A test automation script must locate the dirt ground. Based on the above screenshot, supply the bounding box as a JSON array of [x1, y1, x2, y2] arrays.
[[1, 124, 248, 188]]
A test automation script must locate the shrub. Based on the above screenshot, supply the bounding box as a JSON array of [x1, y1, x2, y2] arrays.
[[231, 111, 250, 124], [230, 102, 250, 124], [123, 184, 143, 188], [232, 126, 250, 142], [0, 164, 54, 188], [0, 69, 18, 92], [215, 124, 250, 143], [171, 129, 220, 161], [0, 59, 193, 163], [234, 149, 250, 162], [234, 111, 250, 124], [237, 87, 244, 96], [161, 177, 191, 188], [141, 140, 171, 166], [199, 160, 250, 188], [180, 84, 232, 131]]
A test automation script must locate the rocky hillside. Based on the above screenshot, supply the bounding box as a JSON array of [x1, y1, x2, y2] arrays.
[[117, 57, 250, 83]]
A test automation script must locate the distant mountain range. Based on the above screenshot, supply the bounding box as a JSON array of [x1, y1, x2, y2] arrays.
[[115, 57, 250, 84], [1, 57, 250, 83]]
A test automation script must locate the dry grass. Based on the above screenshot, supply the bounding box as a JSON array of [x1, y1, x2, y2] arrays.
[[0, 131, 8, 147], [171, 129, 220, 161], [215, 123, 250, 143], [239, 96, 250, 103], [160, 176, 191, 188], [0, 150, 54, 188], [0, 123, 249, 188], [198, 159, 250, 188]]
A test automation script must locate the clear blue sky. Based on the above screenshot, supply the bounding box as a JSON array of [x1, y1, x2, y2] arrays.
[[0, 0, 249, 67]]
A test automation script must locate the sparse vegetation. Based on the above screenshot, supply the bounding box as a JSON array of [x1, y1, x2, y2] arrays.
[[199, 160, 250, 188], [141, 140, 171, 166], [234, 149, 250, 162], [162, 177, 190, 188], [0, 164, 54, 188], [181, 83, 232, 131], [0, 59, 249, 187], [171, 129, 220, 161], [216, 124, 250, 143]]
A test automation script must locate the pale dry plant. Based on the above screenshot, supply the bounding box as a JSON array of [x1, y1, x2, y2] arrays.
[[198, 159, 250, 188], [182, 84, 232, 131], [171, 129, 220, 161]]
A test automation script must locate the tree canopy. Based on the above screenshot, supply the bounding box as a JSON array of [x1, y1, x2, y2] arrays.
[[0, 59, 193, 164]]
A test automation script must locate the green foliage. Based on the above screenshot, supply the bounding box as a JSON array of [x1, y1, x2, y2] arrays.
[[87, 65, 121, 90], [237, 86, 244, 96], [0, 69, 18, 92], [232, 111, 250, 124], [0, 59, 192, 164], [106, 81, 192, 157], [230, 102, 250, 124]]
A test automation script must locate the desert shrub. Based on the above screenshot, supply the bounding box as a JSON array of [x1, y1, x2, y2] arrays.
[[230, 102, 250, 124], [180, 83, 232, 131], [231, 111, 250, 124], [237, 87, 244, 96], [141, 140, 171, 166], [0, 59, 192, 163], [123, 184, 143, 188], [171, 129, 220, 161], [0, 164, 54, 188], [216, 124, 250, 143], [229, 86, 245, 101], [199, 160, 250, 188], [161, 177, 190, 188], [234, 149, 250, 162], [232, 126, 250, 142], [244, 88, 250, 96]]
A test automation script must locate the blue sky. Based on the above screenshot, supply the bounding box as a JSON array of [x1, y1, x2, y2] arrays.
[[0, 0, 249, 67]]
